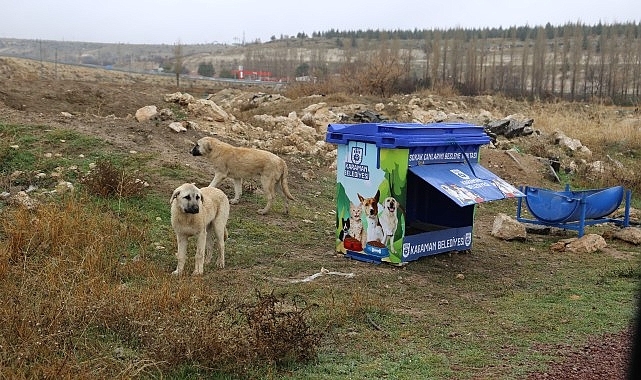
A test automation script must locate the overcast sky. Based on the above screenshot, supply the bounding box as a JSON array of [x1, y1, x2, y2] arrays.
[[1, 0, 640, 45]]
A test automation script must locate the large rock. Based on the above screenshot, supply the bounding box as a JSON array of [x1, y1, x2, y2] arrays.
[[410, 107, 447, 123], [491, 213, 527, 240], [614, 206, 640, 224], [249, 92, 288, 106], [553, 130, 583, 152], [164, 92, 194, 105], [135, 105, 157, 122], [613, 227, 641, 245], [300, 102, 341, 131], [550, 234, 607, 253], [168, 121, 187, 133], [486, 115, 534, 139], [10, 191, 38, 209], [187, 99, 232, 122]]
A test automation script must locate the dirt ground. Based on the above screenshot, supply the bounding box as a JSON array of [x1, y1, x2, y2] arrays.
[[0, 57, 634, 378]]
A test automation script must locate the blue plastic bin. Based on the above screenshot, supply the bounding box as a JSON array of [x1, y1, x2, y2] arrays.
[[325, 122, 524, 264]]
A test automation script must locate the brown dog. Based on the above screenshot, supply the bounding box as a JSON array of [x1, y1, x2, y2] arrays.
[[191, 136, 295, 215], [357, 190, 385, 245], [170, 183, 230, 275]]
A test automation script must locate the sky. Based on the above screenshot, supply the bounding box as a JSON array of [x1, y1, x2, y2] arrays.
[[1, 0, 640, 45]]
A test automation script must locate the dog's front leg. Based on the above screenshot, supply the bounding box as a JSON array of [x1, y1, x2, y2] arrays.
[[209, 173, 225, 188], [230, 178, 242, 204], [386, 235, 396, 253], [192, 232, 207, 275], [172, 234, 188, 275], [204, 225, 214, 265], [214, 225, 226, 269]]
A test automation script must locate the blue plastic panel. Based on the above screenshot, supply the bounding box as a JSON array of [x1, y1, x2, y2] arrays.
[[524, 186, 624, 223], [326, 122, 490, 148], [409, 163, 525, 206]]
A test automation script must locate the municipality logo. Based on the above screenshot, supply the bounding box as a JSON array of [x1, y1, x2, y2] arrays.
[[402, 242, 411, 258], [350, 146, 364, 165]]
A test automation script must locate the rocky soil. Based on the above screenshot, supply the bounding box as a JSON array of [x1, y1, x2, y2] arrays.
[[0, 57, 636, 378]]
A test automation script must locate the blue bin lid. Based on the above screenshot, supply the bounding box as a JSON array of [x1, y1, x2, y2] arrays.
[[325, 122, 490, 148]]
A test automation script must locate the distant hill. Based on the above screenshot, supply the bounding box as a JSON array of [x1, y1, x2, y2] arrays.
[[3, 21, 640, 105], [0, 37, 230, 73]]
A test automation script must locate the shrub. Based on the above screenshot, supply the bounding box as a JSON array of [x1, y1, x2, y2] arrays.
[[79, 160, 148, 198], [243, 291, 322, 365], [197, 62, 215, 77]]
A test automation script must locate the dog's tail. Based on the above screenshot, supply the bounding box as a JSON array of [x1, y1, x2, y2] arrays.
[[280, 160, 295, 201]]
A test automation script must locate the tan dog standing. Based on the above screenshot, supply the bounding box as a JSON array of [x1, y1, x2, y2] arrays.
[[170, 183, 230, 275], [191, 136, 295, 215]]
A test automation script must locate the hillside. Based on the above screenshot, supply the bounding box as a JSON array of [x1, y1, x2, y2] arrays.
[[0, 56, 638, 379], [4, 22, 641, 107]]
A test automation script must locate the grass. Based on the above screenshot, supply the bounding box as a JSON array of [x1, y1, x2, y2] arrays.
[[1, 113, 640, 379]]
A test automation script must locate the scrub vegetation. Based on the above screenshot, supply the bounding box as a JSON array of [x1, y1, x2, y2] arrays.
[[0, 54, 640, 379]]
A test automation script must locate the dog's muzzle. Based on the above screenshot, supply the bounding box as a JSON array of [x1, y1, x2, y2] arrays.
[[190, 145, 202, 156], [184, 205, 200, 214]]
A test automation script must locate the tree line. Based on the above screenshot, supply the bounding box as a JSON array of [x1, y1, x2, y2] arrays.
[[246, 21, 641, 104], [411, 21, 641, 104]]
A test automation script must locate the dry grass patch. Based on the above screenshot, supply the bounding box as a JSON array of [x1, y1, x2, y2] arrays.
[[79, 160, 149, 198], [530, 103, 641, 148], [0, 195, 323, 378]]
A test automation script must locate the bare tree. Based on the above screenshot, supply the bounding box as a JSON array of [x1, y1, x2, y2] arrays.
[[583, 29, 594, 99], [633, 34, 641, 98], [488, 33, 498, 92], [441, 35, 449, 85], [607, 27, 619, 100], [519, 30, 530, 96], [551, 28, 559, 95], [450, 29, 465, 86], [465, 35, 478, 94], [479, 30, 489, 93], [620, 24, 636, 99], [597, 30, 608, 98], [506, 27, 518, 94], [569, 23, 583, 101], [422, 32, 432, 87], [360, 39, 405, 97], [531, 27, 546, 98], [430, 30, 441, 90], [496, 31, 507, 92], [174, 41, 183, 88], [560, 24, 572, 98]]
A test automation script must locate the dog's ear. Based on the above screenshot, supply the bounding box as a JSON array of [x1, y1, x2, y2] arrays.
[[191, 184, 203, 203], [374, 190, 380, 202], [357, 193, 364, 203], [170, 189, 180, 204]]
